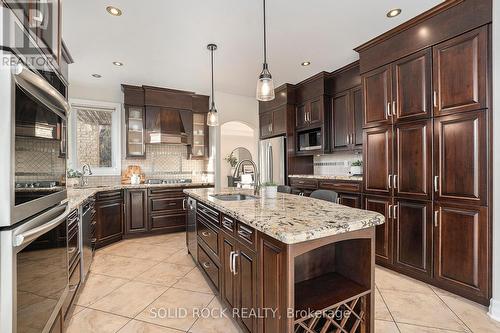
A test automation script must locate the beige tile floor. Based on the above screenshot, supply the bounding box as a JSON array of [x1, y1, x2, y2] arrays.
[[65, 232, 500, 333]]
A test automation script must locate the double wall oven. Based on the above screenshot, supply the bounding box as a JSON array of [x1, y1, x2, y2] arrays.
[[0, 48, 70, 332]]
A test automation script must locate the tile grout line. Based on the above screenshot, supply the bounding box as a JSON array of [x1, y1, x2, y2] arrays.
[[430, 287, 474, 333], [375, 285, 402, 332], [185, 295, 217, 333]]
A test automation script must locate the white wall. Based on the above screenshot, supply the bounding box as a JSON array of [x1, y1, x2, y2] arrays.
[[209, 92, 259, 190], [489, 1, 500, 322]]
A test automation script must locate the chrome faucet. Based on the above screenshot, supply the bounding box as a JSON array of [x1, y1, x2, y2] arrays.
[[80, 164, 93, 187], [233, 159, 260, 195]]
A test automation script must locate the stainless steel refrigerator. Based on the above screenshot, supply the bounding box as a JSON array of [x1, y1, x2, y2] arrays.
[[259, 136, 286, 185]]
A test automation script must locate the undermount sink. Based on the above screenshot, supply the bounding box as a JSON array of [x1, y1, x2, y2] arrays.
[[210, 193, 258, 201]]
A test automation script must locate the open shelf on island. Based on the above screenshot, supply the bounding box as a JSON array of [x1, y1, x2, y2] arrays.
[[294, 272, 369, 312]]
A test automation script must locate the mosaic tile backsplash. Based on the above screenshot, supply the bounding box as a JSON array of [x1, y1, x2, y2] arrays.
[[313, 152, 363, 176]]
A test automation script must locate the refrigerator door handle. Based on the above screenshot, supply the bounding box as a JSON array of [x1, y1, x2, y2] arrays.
[[269, 145, 274, 182]]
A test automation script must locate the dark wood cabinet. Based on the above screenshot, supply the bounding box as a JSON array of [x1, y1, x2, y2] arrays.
[[331, 86, 363, 151], [433, 26, 488, 117], [124, 189, 148, 234], [364, 196, 393, 266], [259, 109, 286, 139], [124, 105, 146, 158], [222, 234, 237, 308], [393, 48, 432, 121], [363, 126, 393, 195], [393, 199, 433, 279], [394, 119, 432, 200], [434, 203, 489, 303], [434, 110, 488, 206], [236, 245, 258, 333], [296, 97, 324, 130], [338, 193, 362, 208], [362, 65, 392, 128], [191, 112, 209, 159], [259, 112, 273, 138], [95, 191, 123, 248], [331, 91, 350, 150], [148, 188, 186, 233]]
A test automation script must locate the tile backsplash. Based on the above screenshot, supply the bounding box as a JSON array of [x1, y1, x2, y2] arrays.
[[15, 137, 65, 183], [83, 144, 212, 186], [313, 152, 363, 176]]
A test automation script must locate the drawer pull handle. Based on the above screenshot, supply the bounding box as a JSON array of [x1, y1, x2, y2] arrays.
[[69, 284, 79, 292], [232, 252, 239, 275], [229, 251, 235, 273], [68, 247, 77, 254], [201, 231, 211, 237], [222, 219, 233, 229], [202, 262, 211, 269], [91, 238, 97, 243]]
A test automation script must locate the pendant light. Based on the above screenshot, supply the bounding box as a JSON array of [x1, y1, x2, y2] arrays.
[[207, 43, 219, 126], [256, 0, 275, 101]]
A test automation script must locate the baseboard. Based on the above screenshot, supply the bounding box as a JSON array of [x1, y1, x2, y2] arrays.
[[488, 298, 500, 322]]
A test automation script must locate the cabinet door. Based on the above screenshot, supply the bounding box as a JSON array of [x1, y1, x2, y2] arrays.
[[192, 113, 208, 159], [394, 120, 432, 200], [237, 246, 258, 333], [125, 106, 146, 158], [433, 26, 488, 116], [259, 112, 273, 138], [393, 199, 432, 278], [96, 200, 123, 245], [364, 126, 393, 195], [272, 108, 286, 136], [364, 196, 392, 266], [221, 234, 237, 309], [393, 48, 432, 121], [124, 190, 148, 234], [296, 104, 307, 128], [362, 64, 392, 128], [434, 203, 489, 302], [338, 193, 362, 208], [308, 97, 323, 126], [351, 86, 364, 148], [331, 91, 350, 151], [434, 110, 487, 206]]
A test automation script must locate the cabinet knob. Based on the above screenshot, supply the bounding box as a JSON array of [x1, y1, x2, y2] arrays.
[[201, 231, 210, 237]]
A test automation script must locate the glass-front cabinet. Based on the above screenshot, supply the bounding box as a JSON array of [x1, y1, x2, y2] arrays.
[[125, 106, 145, 158], [191, 113, 208, 159]]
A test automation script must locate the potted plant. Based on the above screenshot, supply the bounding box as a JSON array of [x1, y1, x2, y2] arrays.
[[260, 181, 278, 198], [224, 152, 238, 175], [350, 160, 363, 175], [67, 168, 83, 187]]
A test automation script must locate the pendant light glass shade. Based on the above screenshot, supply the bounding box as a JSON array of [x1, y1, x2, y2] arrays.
[[207, 43, 219, 126], [256, 63, 275, 101], [256, 0, 275, 101], [207, 102, 219, 126]]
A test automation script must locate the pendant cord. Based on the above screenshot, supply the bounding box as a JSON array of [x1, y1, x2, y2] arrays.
[[263, 0, 267, 64], [211, 48, 215, 107]]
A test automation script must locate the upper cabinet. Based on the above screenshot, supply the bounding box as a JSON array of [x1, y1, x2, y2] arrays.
[[331, 85, 363, 151], [258, 84, 295, 139], [121, 85, 209, 159], [433, 26, 488, 117], [362, 65, 392, 128]]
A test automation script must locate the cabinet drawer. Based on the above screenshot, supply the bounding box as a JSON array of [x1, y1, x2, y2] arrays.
[[148, 188, 184, 197], [221, 215, 235, 233], [289, 178, 318, 189], [96, 190, 122, 201], [198, 244, 219, 290], [197, 202, 220, 227], [197, 217, 219, 256], [236, 222, 256, 249], [318, 180, 362, 193], [150, 213, 185, 230], [150, 196, 184, 212]]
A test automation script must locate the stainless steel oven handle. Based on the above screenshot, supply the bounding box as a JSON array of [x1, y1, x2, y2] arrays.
[[13, 63, 70, 114], [13, 204, 71, 248]]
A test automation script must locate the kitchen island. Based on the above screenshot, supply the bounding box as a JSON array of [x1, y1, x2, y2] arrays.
[[184, 187, 384, 333]]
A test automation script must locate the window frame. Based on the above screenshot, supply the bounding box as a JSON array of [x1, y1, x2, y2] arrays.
[[68, 99, 122, 176]]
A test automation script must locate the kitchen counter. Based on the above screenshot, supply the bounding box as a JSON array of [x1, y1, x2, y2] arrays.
[[67, 182, 213, 211], [289, 174, 363, 181], [184, 187, 383, 244]]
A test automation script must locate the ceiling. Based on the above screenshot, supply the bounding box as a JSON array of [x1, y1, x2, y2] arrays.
[[63, 0, 442, 101]]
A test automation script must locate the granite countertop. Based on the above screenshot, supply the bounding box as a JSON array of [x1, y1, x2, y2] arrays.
[[184, 187, 384, 245], [289, 174, 363, 181], [67, 183, 213, 211]]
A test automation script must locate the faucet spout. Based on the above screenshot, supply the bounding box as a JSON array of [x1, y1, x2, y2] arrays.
[[80, 164, 93, 187], [233, 159, 260, 195]]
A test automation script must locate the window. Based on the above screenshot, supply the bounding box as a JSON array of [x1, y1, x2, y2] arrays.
[[69, 99, 121, 175]]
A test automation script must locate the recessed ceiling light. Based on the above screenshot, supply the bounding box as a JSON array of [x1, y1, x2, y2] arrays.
[[113, 61, 123, 66], [301, 61, 311, 66], [91, 74, 102, 78], [106, 6, 122, 16], [386, 8, 402, 18]]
